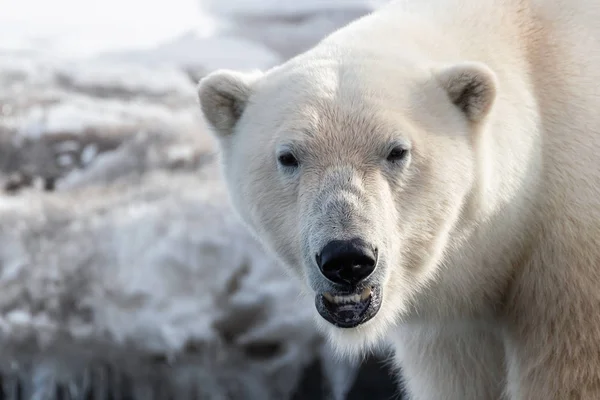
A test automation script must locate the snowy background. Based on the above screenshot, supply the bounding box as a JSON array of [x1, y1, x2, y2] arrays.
[[0, 0, 399, 399]]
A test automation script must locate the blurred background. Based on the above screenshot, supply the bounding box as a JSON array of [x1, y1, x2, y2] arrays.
[[0, 0, 401, 398]]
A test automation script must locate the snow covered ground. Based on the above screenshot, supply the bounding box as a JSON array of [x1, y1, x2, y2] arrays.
[[0, 0, 396, 398]]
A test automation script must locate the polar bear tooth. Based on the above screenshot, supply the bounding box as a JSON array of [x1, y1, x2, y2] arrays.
[[334, 296, 346, 304], [322, 290, 373, 304], [360, 287, 372, 300]]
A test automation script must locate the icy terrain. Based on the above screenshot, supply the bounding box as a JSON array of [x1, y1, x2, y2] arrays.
[[0, 0, 397, 398]]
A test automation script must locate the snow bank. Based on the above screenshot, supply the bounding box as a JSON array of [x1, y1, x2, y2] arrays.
[[0, 54, 210, 182], [0, 168, 314, 351]]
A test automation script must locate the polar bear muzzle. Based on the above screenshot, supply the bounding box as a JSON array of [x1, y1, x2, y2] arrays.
[[312, 238, 382, 328]]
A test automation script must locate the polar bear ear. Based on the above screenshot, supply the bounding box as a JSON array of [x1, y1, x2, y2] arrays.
[[435, 62, 498, 123], [197, 70, 263, 138]]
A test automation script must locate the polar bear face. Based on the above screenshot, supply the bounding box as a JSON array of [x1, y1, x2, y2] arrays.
[[198, 56, 497, 350]]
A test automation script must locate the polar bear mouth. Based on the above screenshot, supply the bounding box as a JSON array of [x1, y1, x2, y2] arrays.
[[315, 285, 382, 328]]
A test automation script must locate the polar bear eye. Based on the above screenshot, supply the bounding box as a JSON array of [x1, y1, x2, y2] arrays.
[[387, 146, 409, 163], [277, 151, 299, 168]]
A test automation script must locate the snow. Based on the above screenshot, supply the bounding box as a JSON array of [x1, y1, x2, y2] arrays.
[[54, 61, 196, 97], [16, 98, 199, 139]]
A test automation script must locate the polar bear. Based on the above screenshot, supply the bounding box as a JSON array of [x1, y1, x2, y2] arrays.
[[197, 0, 600, 398]]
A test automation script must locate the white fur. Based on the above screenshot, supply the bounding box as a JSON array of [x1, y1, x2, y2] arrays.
[[198, 0, 600, 398]]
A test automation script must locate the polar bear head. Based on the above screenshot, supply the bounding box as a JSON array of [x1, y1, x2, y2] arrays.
[[198, 53, 497, 352]]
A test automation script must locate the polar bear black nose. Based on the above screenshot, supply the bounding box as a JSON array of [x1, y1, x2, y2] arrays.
[[316, 238, 378, 286]]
